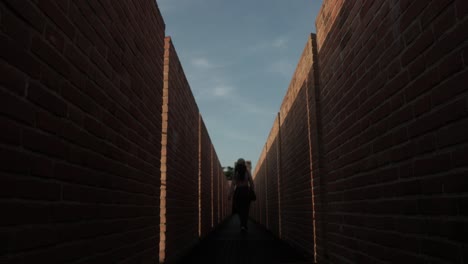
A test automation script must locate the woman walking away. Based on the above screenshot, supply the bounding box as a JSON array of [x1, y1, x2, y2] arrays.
[[228, 158, 255, 231]]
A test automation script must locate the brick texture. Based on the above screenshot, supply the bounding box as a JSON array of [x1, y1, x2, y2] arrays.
[[200, 116, 214, 238], [0, 1, 230, 263], [251, 35, 318, 260], [0, 0, 165, 263], [252, 1, 468, 263], [316, 0, 468, 262], [160, 37, 200, 263]]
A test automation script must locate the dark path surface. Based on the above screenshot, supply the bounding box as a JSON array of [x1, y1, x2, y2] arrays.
[[178, 216, 311, 264]]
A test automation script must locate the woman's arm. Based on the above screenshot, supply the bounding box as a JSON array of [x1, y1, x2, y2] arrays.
[[248, 171, 255, 190], [228, 173, 236, 200]]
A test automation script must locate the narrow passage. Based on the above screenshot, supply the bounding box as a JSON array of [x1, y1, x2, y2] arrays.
[[178, 216, 310, 263]]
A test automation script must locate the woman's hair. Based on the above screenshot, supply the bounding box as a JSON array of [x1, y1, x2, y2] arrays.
[[235, 159, 247, 181]]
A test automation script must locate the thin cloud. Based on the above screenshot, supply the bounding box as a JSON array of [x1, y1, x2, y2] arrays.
[[191, 57, 216, 69], [236, 99, 275, 116], [225, 130, 259, 143], [272, 37, 288, 48], [213, 85, 234, 97], [268, 60, 294, 76], [247, 36, 289, 53]]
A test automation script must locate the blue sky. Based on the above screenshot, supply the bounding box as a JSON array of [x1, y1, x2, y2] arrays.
[[157, 0, 323, 170]]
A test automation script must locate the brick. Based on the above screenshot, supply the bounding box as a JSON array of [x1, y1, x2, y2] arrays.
[[424, 18, 468, 66], [31, 35, 70, 78], [1, 4, 35, 49], [44, 24, 66, 52], [413, 152, 452, 177], [419, 197, 458, 215], [404, 66, 438, 102], [422, 239, 461, 263], [30, 153, 54, 177], [408, 98, 467, 138], [0, 89, 36, 125], [456, 0, 468, 19], [0, 201, 52, 226], [37, 0, 76, 39], [400, 0, 428, 31], [436, 118, 468, 148], [28, 81, 68, 117], [23, 128, 69, 158], [61, 82, 100, 116], [0, 116, 22, 146], [438, 50, 464, 83], [412, 93, 431, 117], [0, 174, 61, 201], [39, 64, 64, 92], [0, 34, 42, 79], [84, 116, 106, 139], [36, 108, 62, 134], [0, 60, 27, 96], [407, 54, 426, 80], [64, 42, 89, 74], [431, 69, 468, 107], [8, 226, 60, 252], [422, 172, 467, 195], [401, 28, 434, 67], [0, 147, 31, 173], [420, 0, 454, 29], [403, 21, 421, 46], [432, 4, 456, 37], [90, 48, 113, 79], [1, 0, 46, 32], [54, 0, 69, 13]]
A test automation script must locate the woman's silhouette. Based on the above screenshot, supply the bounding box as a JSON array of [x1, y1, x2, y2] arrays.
[[228, 158, 255, 231]]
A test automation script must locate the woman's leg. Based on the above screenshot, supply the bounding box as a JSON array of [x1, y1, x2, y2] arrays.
[[238, 187, 250, 228], [244, 200, 251, 229]]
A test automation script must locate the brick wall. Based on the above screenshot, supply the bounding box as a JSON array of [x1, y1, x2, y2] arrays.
[[160, 37, 200, 263], [200, 116, 214, 238], [316, 0, 468, 262], [266, 118, 281, 237], [0, 1, 231, 263], [252, 35, 318, 260], [252, 0, 468, 263], [0, 0, 165, 262]]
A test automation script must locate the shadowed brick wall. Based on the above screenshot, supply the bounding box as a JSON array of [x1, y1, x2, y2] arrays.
[[200, 116, 214, 238], [316, 0, 468, 262], [252, 0, 468, 263], [160, 37, 200, 263], [0, 0, 165, 262], [0, 1, 230, 263], [266, 117, 281, 238]]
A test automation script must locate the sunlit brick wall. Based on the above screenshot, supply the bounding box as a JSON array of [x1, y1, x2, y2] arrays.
[[252, 35, 318, 260], [161, 37, 200, 263]]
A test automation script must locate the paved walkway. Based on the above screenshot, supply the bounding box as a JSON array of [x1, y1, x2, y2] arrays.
[[178, 216, 310, 263]]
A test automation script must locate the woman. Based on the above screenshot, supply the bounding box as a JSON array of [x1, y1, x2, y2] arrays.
[[228, 158, 255, 231]]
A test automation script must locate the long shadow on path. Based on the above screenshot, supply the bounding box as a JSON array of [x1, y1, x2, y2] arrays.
[[178, 216, 310, 263]]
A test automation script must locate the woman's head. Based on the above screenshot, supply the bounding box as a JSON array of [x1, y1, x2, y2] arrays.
[[235, 158, 247, 180]]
